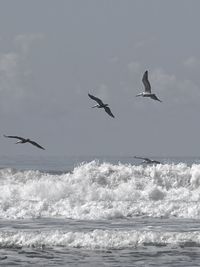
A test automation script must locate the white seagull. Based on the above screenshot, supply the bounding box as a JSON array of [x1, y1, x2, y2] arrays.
[[136, 70, 162, 102]]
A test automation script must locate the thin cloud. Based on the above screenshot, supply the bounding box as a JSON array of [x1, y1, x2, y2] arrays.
[[150, 69, 176, 91], [150, 68, 200, 104], [89, 84, 110, 102], [0, 53, 19, 78], [96, 84, 109, 101], [109, 56, 119, 63], [15, 33, 44, 56], [128, 61, 141, 74], [0, 34, 44, 113], [183, 56, 200, 69], [0, 52, 22, 96], [134, 40, 146, 49]]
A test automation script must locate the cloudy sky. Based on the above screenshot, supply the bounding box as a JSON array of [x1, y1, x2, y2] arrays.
[[0, 0, 200, 157]]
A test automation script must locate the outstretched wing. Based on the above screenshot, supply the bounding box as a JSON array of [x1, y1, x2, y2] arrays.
[[88, 93, 104, 106], [104, 106, 115, 118], [3, 135, 25, 141], [150, 94, 162, 102], [28, 140, 45, 150], [134, 156, 150, 162], [152, 160, 161, 164], [142, 71, 151, 93]]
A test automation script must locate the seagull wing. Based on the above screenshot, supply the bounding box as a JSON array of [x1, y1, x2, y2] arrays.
[[142, 71, 151, 93], [88, 93, 104, 106], [153, 160, 161, 164], [3, 135, 25, 141], [28, 140, 45, 150], [134, 156, 151, 162], [104, 106, 115, 118], [150, 94, 162, 102]]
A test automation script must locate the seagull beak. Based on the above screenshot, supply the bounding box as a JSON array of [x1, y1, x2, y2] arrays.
[[136, 94, 141, 97]]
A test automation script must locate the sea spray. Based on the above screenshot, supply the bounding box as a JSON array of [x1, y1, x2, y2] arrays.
[[0, 161, 200, 219]]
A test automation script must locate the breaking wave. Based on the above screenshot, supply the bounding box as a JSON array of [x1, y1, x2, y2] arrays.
[[0, 161, 200, 220], [0, 229, 200, 249]]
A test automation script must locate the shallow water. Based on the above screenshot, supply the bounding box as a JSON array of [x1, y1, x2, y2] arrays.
[[1, 218, 200, 266], [0, 155, 200, 266]]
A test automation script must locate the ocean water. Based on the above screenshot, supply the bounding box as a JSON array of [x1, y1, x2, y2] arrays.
[[0, 156, 200, 266]]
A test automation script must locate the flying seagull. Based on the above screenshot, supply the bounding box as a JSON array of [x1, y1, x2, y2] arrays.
[[136, 70, 162, 102], [4, 135, 45, 150], [88, 93, 115, 118], [134, 156, 161, 164]]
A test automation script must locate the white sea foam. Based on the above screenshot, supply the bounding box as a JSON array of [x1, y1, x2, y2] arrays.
[[0, 161, 200, 219], [0, 229, 200, 249]]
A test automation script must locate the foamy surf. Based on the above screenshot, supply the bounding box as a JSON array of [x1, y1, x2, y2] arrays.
[[0, 161, 200, 220], [0, 229, 200, 249]]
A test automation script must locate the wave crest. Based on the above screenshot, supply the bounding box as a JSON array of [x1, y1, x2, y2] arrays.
[[0, 161, 200, 219], [1, 229, 200, 249]]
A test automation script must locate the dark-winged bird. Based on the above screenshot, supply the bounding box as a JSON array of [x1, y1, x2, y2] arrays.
[[4, 135, 45, 150], [88, 93, 115, 118], [136, 70, 162, 102], [134, 156, 161, 164]]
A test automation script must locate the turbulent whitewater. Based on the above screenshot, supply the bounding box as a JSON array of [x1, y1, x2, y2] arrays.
[[1, 158, 200, 266], [1, 161, 200, 220], [1, 228, 200, 249]]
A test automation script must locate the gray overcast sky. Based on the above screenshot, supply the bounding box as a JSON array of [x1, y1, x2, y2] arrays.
[[0, 0, 200, 157]]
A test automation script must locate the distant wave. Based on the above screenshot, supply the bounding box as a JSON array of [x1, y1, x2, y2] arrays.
[[0, 161, 200, 220], [0, 229, 200, 249]]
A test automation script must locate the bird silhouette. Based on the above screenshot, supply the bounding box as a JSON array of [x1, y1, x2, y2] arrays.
[[4, 135, 45, 150], [134, 156, 161, 164], [88, 93, 115, 118]]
